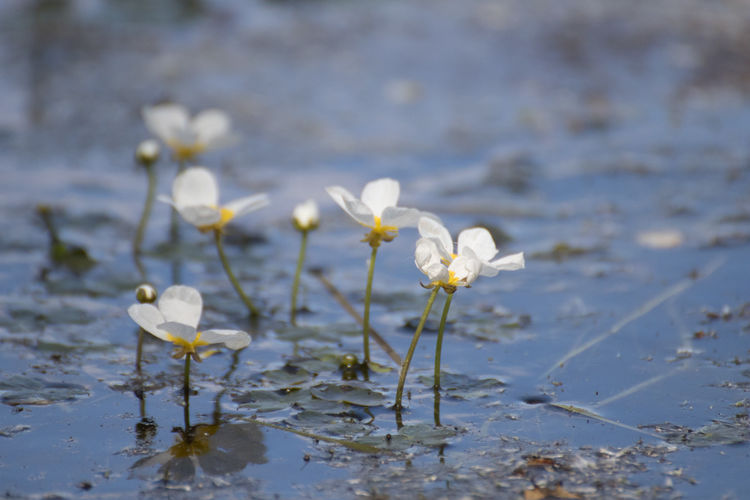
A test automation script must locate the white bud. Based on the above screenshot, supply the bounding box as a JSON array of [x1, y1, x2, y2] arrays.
[[292, 199, 319, 231], [135, 140, 160, 166]]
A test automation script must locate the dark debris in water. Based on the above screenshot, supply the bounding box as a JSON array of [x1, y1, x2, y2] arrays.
[[531, 242, 603, 262], [0, 424, 31, 438], [313, 435, 680, 499]]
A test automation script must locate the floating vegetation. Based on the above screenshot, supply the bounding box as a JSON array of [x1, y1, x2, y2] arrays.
[[0, 375, 89, 406]]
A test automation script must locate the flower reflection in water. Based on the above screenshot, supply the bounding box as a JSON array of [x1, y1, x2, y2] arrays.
[[131, 422, 267, 483]]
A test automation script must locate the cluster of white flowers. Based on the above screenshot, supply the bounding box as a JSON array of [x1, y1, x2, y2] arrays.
[[131, 102, 525, 373]]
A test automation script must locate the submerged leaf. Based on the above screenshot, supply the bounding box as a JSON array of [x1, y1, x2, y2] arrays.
[[355, 423, 459, 451], [233, 387, 312, 412], [644, 415, 750, 447], [0, 376, 88, 406], [418, 372, 505, 400], [310, 383, 387, 407]]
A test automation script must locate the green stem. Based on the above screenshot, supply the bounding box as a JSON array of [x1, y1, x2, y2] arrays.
[[394, 287, 440, 410], [135, 328, 144, 374], [433, 387, 441, 427], [362, 246, 378, 365], [183, 354, 191, 429], [434, 293, 454, 389], [133, 162, 156, 258], [290, 230, 308, 325], [214, 229, 260, 317], [184, 354, 191, 396]]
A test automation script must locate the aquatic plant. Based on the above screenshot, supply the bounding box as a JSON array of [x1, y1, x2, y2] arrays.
[[290, 199, 319, 325], [132, 140, 160, 275], [159, 167, 269, 316], [142, 103, 233, 164], [134, 283, 158, 373], [127, 285, 251, 394], [395, 217, 524, 409], [326, 178, 424, 365]]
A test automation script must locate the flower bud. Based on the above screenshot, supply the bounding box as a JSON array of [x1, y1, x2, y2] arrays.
[[340, 353, 358, 369], [135, 284, 157, 304], [292, 199, 319, 231], [135, 140, 160, 167]]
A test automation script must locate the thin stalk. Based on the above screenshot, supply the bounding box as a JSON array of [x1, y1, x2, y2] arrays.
[[394, 287, 440, 410], [362, 246, 378, 365], [135, 328, 144, 374], [133, 162, 156, 258], [183, 354, 191, 397], [183, 354, 191, 429], [290, 229, 308, 325], [433, 293, 454, 389], [433, 387, 441, 427], [214, 229, 260, 317]]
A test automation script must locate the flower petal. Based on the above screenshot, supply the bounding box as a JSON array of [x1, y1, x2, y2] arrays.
[[325, 185, 357, 208], [415, 238, 442, 274], [342, 199, 376, 226], [489, 252, 525, 272], [142, 104, 189, 143], [158, 285, 203, 328], [457, 227, 498, 263], [156, 194, 177, 208], [191, 109, 231, 149], [361, 178, 399, 217], [380, 206, 422, 228], [224, 193, 270, 218], [172, 167, 219, 209], [326, 185, 375, 226], [179, 206, 222, 228], [128, 304, 169, 342], [200, 329, 251, 350], [158, 321, 198, 344], [418, 217, 453, 257], [449, 254, 482, 285]]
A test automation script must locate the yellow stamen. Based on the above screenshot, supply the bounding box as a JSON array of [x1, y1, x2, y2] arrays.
[[217, 207, 234, 227], [164, 331, 209, 357], [362, 216, 399, 247], [198, 206, 235, 232], [168, 140, 206, 161]]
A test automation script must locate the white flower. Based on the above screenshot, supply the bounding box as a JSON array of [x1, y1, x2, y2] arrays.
[[159, 167, 269, 232], [128, 285, 251, 360], [415, 217, 524, 291], [142, 104, 233, 161], [325, 178, 423, 246], [292, 199, 319, 231]]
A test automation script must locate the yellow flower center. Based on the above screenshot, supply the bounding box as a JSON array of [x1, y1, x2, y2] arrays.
[[198, 207, 235, 232], [168, 140, 206, 161], [362, 216, 399, 247], [164, 330, 209, 357]]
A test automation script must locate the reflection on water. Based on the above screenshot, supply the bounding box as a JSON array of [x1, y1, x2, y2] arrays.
[[131, 422, 267, 482], [132, 349, 267, 483]]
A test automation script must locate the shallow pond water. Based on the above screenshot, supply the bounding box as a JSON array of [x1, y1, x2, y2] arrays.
[[1, 0, 750, 498]]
